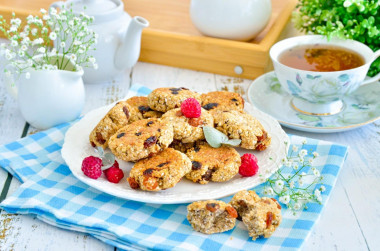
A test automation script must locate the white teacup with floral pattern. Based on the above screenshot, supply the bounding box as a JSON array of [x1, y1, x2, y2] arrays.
[[270, 35, 380, 116]]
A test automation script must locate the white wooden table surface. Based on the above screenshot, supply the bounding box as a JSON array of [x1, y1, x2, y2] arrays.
[[0, 38, 380, 250]]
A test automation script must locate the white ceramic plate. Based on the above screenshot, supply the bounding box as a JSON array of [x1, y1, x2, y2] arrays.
[[62, 102, 288, 204]]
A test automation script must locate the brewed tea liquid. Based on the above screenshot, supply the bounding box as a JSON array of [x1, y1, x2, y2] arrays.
[[279, 44, 365, 72]]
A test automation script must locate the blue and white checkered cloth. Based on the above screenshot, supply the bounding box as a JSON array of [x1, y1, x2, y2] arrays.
[[0, 85, 348, 250]]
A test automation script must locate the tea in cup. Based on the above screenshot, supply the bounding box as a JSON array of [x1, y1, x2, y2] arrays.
[[269, 35, 380, 116]]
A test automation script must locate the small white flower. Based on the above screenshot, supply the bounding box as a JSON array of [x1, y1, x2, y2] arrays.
[[27, 59, 33, 66], [77, 31, 84, 37], [18, 50, 25, 57], [320, 185, 326, 192], [70, 54, 77, 61], [275, 180, 284, 190], [40, 8, 47, 14], [298, 178, 304, 186], [78, 49, 84, 54], [26, 15, 33, 21], [50, 48, 57, 55], [9, 26, 17, 33], [293, 164, 299, 170], [60, 41, 66, 48], [49, 32, 57, 41], [50, 7, 57, 15], [313, 169, 320, 177], [302, 139, 307, 144], [313, 152, 319, 157], [279, 195, 290, 204], [43, 15, 50, 20], [314, 189, 321, 197], [42, 64, 49, 70], [73, 40, 81, 46], [68, 20, 74, 26], [293, 202, 302, 210], [309, 158, 313, 164], [42, 27, 48, 34], [263, 187, 274, 196], [10, 40, 18, 47], [93, 63, 98, 69], [31, 28, 38, 36], [25, 72, 30, 79], [289, 181, 295, 189], [37, 47, 46, 54], [299, 149, 308, 157], [23, 25, 30, 32], [292, 145, 298, 152], [22, 37, 30, 45], [0, 43, 6, 49]]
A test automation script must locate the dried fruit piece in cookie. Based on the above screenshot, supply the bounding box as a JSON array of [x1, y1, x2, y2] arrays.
[[126, 96, 163, 123], [108, 118, 173, 162], [229, 190, 261, 219], [147, 87, 201, 112], [212, 110, 271, 150], [89, 102, 133, 148], [201, 91, 244, 111], [242, 197, 282, 240], [187, 200, 237, 234], [169, 140, 205, 154], [185, 143, 241, 184], [162, 108, 213, 143], [127, 148, 191, 191]]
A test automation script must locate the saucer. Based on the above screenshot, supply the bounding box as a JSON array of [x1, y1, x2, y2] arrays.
[[247, 71, 380, 133]]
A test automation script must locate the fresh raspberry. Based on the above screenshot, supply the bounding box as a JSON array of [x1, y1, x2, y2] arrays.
[[81, 156, 102, 179], [181, 98, 201, 118], [104, 162, 124, 183], [239, 153, 259, 177]]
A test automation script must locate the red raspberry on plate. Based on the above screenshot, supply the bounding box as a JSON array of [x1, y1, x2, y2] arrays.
[[81, 156, 102, 179], [104, 161, 124, 183], [239, 153, 259, 177], [181, 98, 201, 118]]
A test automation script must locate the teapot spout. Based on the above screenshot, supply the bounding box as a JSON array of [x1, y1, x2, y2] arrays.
[[114, 16, 149, 71]]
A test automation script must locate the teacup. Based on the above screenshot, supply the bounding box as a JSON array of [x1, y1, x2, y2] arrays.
[[270, 35, 380, 116]]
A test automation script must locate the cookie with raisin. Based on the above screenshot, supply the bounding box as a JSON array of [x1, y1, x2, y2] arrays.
[[201, 91, 244, 112], [161, 108, 213, 143], [187, 200, 238, 234], [147, 87, 201, 112], [89, 101, 133, 149], [229, 190, 261, 219], [185, 143, 240, 184], [127, 148, 191, 191], [108, 118, 173, 162], [126, 96, 163, 123], [212, 110, 271, 150], [242, 197, 282, 240]]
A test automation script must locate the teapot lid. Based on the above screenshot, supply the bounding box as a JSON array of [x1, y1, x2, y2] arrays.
[[66, 0, 124, 23]]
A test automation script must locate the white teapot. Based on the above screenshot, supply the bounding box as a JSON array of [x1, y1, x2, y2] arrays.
[[50, 0, 149, 84]]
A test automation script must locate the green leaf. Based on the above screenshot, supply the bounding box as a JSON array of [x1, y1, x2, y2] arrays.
[[95, 146, 104, 157], [224, 139, 242, 147], [203, 126, 228, 148], [102, 153, 115, 169]]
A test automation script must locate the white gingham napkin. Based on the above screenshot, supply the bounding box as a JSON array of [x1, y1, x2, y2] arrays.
[[0, 84, 348, 250]]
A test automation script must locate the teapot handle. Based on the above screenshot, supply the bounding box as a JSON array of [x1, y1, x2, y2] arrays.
[[50, 1, 65, 12]]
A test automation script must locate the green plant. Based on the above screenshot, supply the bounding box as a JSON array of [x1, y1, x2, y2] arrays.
[[293, 0, 380, 77]]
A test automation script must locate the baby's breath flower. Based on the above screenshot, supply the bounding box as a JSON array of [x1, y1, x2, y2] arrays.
[[25, 72, 30, 79], [279, 195, 290, 204], [275, 180, 284, 190], [299, 149, 307, 157], [49, 32, 57, 41], [37, 47, 46, 54], [289, 181, 295, 189], [43, 15, 50, 21], [10, 40, 18, 47], [313, 152, 319, 157], [293, 202, 302, 210], [263, 187, 274, 196], [93, 63, 98, 70], [50, 7, 57, 15], [18, 50, 25, 57], [60, 41, 66, 48], [302, 139, 307, 144], [40, 8, 47, 14], [292, 145, 298, 152], [73, 40, 81, 46], [70, 54, 77, 61], [313, 169, 320, 177], [31, 28, 38, 36], [320, 185, 326, 192]]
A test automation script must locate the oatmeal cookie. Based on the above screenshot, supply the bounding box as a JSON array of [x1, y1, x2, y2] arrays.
[[230, 190, 261, 219], [242, 197, 282, 240], [127, 148, 191, 191], [201, 91, 244, 112], [126, 96, 163, 123], [212, 110, 271, 150], [187, 200, 238, 234], [162, 108, 213, 143], [147, 87, 201, 112], [169, 140, 205, 153], [89, 101, 133, 149], [185, 143, 240, 184], [108, 118, 173, 162]]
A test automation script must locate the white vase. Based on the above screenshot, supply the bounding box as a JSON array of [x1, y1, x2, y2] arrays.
[[4, 56, 85, 129], [190, 0, 272, 41]]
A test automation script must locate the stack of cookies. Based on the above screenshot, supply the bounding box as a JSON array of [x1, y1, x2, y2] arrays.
[[187, 190, 282, 240], [89, 87, 271, 191]]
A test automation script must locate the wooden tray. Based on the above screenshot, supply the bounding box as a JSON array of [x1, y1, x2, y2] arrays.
[[0, 0, 297, 79]]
